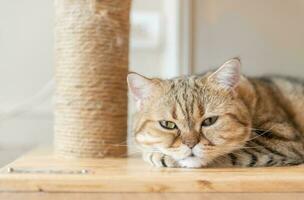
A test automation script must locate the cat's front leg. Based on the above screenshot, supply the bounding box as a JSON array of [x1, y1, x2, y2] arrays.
[[142, 152, 178, 168]]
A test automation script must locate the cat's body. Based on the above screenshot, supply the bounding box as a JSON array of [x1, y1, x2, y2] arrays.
[[128, 59, 304, 168], [211, 75, 304, 167]]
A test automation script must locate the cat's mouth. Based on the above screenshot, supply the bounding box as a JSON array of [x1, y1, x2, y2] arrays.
[[172, 150, 200, 161]]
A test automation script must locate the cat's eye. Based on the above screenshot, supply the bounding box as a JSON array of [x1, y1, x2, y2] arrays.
[[159, 120, 177, 130], [202, 116, 218, 127]]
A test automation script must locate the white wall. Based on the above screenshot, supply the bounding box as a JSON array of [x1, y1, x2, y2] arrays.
[[0, 0, 54, 165], [193, 0, 304, 76]]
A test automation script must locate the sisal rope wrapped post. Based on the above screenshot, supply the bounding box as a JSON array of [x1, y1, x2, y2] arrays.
[[54, 0, 131, 158]]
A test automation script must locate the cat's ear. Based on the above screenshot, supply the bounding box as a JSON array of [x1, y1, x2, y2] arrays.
[[208, 58, 241, 90], [127, 72, 158, 109]]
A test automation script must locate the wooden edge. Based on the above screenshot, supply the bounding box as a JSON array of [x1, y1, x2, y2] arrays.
[[0, 147, 304, 193]]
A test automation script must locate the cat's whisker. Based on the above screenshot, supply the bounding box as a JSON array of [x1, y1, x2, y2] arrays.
[[126, 152, 142, 156], [250, 128, 268, 131], [118, 152, 141, 157], [121, 149, 162, 157], [108, 144, 130, 147], [247, 126, 275, 142], [230, 145, 261, 150]]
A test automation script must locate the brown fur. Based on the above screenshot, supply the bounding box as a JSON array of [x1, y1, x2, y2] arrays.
[[128, 59, 304, 168]]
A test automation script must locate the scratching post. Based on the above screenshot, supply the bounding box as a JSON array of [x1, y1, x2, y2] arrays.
[[54, 0, 131, 158]]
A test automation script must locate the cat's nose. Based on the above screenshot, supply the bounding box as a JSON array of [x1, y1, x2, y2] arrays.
[[182, 137, 200, 149]]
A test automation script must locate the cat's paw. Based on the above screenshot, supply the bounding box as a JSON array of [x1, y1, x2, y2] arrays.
[[142, 152, 178, 168], [178, 157, 205, 168]]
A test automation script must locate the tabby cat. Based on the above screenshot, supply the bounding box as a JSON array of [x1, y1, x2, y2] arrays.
[[127, 58, 304, 168]]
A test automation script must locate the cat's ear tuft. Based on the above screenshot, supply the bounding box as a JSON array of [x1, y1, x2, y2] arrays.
[[127, 73, 156, 108], [209, 58, 241, 90]]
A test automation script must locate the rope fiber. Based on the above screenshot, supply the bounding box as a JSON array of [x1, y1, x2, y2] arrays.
[[54, 0, 131, 158]]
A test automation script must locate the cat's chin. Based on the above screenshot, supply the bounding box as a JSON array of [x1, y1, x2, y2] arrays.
[[178, 156, 206, 168]]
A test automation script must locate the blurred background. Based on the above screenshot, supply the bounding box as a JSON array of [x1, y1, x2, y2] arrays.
[[0, 0, 303, 166]]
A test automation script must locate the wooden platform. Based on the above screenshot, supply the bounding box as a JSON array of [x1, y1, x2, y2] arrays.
[[0, 147, 304, 199]]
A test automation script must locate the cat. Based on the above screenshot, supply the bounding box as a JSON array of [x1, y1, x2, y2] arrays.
[[127, 58, 304, 168]]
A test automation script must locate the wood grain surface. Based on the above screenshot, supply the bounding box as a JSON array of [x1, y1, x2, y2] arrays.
[[0, 147, 303, 196], [1, 193, 304, 200]]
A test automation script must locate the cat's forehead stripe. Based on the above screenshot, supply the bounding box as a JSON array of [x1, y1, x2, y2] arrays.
[[170, 77, 202, 128], [171, 105, 177, 120]]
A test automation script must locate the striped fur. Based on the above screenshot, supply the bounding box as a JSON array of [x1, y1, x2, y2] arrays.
[[128, 59, 304, 168]]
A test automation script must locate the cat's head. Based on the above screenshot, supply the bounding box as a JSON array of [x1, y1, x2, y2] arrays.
[[128, 58, 252, 167]]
